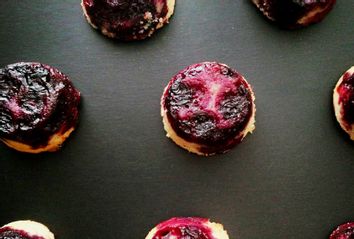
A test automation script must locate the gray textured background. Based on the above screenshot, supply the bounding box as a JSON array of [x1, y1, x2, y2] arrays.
[[0, 1, 353, 238]]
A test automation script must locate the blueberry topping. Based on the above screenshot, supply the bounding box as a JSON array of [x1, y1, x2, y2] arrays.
[[152, 218, 214, 239], [83, 0, 170, 40], [163, 62, 254, 154], [0, 228, 43, 239], [153, 225, 210, 239], [0, 62, 80, 149], [330, 222, 354, 239], [0, 230, 29, 239], [337, 72, 354, 130], [254, 0, 336, 28]]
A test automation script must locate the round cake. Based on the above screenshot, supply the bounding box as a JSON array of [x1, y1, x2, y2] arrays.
[[0, 220, 55, 239], [0, 62, 81, 153], [145, 217, 229, 239], [251, 0, 336, 28], [81, 0, 175, 40], [161, 62, 256, 156], [333, 66, 354, 140], [329, 222, 354, 239]]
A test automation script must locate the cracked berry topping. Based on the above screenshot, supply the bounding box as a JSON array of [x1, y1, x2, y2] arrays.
[[82, 0, 171, 40], [336, 71, 354, 130], [330, 222, 354, 239], [253, 0, 336, 28], [162, 62, 254, 154], [0, 62, 80, 149], [0, 227, 43, 239], [151, 218, 215, 239]]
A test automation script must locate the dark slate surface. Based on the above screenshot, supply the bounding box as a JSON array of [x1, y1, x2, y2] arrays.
[[0, 1, 353, 238]]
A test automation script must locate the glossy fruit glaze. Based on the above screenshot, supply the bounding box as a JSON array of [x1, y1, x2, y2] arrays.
[[254, 0, 336, 28], [330, 222, 354, 239], [83, 0, 169, 40], [151, 217, 215, 239], [163, 62, 254, 154], [337, 71, 354, 130], [0, 227, 44, 239], [0, 62, 80, 149]]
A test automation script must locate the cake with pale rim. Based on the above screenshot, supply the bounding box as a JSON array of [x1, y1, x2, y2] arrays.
[[0, 62, 80, 153], [145, 217, 229, 239], [81, 0, 175, 40], [333, 66, 354, 140], [0, 220, 54, 239], [251, 0, 336, 28], [161, 62, 256, 156]]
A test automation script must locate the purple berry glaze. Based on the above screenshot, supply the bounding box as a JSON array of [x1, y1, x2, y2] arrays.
[[0, 227, 44, 239], [330, 222, 354, 239], [254, 0, 336, 28], [337, 72, 354, 130], [0, 62, 80, 149], [163, 62, 254, 154], [152, 217, 215, 239], [82, 0, 170, 40]]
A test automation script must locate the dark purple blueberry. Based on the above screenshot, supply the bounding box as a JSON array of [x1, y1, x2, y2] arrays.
[[152, 218, 213, 239], [337, 72, 354, 130], [253, 0, 336, 28], [0, 62, 80, 149], [82, 0, 171, 40], [163, 62, 254, 154], [220, 85, 251, 120], [330, 222, 354, 239]]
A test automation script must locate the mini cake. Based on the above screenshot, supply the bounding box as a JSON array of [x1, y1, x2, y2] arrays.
[[329, 222, 354, 239], [0, 62, 81, 153], [251, 0, 336, 28], [145, 217, 229, 239], [81, 0, 175, 40], [333, 66, 354, 140], [161, 62, 256, 156], [0, 220, 55, 239]]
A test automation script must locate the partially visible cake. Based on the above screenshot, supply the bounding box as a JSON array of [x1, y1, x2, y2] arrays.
[[333, 66, 354, 140], [0, 62, 81, 153], [145, 217, 229, 239], [329, 222, 354, 239], [251, 0, 336, 28], [0, 220, 55, 239], [82, 0, 175, 40]]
